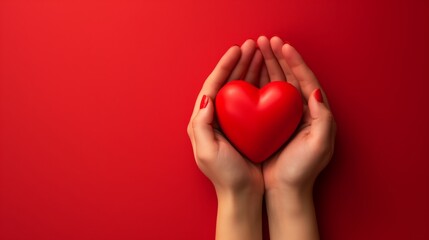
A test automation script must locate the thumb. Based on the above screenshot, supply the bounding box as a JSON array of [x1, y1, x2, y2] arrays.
[[308, 89, 334, 142], [191, 95, 218, 160]]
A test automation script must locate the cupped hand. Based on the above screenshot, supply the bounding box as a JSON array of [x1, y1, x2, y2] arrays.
[[187, 40, 265, 196], [257, 36, 337, 193]]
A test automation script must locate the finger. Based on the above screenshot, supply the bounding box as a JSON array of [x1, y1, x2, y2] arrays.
[[203, 45, 241, 98], [307, 89, 335, 145], [259, 63, 270, 87], [228, 39, 257, 81], [282, 44, 322, 102], [191, 46, 241, 119], [270, 36, 300, 90], [257, 36, 286, 81], [192, 96, 218, 161], [244, 49, 263, 87]]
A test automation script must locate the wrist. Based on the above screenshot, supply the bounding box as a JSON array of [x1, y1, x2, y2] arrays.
[[265, 174, 316, 197], [214, 177, 264, 203], [265, 183, 316, 225], [265, 186, 313, 211], [215, 187, 263, 240], [216, 186, 263, 209], [265, 186, 319, 240]]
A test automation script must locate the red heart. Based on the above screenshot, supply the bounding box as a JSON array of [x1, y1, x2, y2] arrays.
[[215, 80, 303, 163]]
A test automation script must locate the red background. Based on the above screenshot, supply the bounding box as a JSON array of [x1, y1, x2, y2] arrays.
[[1, 0, 428, 239]]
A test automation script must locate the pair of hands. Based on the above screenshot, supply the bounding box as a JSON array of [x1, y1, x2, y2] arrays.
[[187, 36, 336, 240], [188, 36, 336, 198]]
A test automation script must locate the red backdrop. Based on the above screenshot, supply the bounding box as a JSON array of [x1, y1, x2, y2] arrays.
[[1, 0, 428, 239]]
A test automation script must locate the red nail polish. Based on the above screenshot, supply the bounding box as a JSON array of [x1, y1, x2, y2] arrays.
[[315, 89, 324, 103], [200, 95, 208, 109]]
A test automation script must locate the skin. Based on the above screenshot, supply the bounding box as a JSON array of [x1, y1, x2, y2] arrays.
[[187, 36, 336, 240], [258, 36, 336, 240], [187, 39, 264, 240]]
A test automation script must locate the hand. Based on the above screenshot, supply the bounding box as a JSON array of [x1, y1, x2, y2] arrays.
[[187, 39, 264, 240], [187, 39, 264, 196], [257, 36, 336, 240], [257, 36, 336, 194]]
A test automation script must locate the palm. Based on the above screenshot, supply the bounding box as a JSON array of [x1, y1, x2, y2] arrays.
[[215, 132, 263, 190], [263, 107, 320, 188]]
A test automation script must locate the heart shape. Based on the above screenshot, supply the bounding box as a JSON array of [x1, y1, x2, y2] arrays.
[[215, 80, 303, 163]]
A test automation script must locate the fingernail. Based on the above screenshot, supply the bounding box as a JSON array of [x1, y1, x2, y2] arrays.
[[315, 89, 324, 103], [200, 95, 209, 109]]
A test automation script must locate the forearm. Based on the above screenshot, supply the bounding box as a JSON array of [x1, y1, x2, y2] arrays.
[[215, 189, 263, 240], [265, 186, 319, 240]]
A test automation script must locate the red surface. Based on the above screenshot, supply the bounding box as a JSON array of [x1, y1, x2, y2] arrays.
[[216, 80, 302, 163], [1, 0, 428, 239]]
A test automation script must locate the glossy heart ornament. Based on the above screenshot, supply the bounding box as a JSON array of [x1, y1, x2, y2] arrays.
[[215, 80, 303, 163]]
